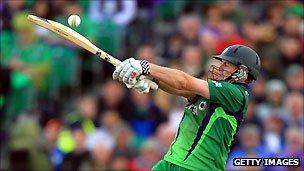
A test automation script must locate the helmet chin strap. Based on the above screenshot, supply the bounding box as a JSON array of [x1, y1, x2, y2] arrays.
[[225, 65, 249, 83]]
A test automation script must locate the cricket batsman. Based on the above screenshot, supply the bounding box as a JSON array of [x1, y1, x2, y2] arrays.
[[113, 44, 261, 170]]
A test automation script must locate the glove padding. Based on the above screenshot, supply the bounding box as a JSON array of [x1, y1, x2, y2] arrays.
[[113, 58, 142, 85], [113, 58, 157, 93], [126, 75, 158, 93]]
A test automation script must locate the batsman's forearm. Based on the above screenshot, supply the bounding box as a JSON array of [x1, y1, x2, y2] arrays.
[[149, 63, 210, 99], [149, 63, 190, 91], [159, 81, 195, 98]]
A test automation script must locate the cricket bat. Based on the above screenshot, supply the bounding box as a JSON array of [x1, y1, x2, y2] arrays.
[[27, 14, 121, 66], [27, 15, 158, 90]]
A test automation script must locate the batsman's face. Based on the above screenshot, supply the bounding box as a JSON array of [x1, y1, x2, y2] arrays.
[[207, 59, 238, 81]]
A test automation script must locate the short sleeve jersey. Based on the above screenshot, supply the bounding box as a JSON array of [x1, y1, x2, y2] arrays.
[[164, 80, 249, 170]]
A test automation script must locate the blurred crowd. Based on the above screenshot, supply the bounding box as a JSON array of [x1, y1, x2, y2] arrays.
[[0, 0, 303, 171]]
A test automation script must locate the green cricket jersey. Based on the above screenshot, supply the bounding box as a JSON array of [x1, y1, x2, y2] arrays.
[[163, 80, 249, 171]]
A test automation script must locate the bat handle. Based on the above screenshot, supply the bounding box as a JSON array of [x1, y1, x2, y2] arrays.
[[96, 50, 158, 90], [96, 50, 121, 66], [110, 58, 122, 66]]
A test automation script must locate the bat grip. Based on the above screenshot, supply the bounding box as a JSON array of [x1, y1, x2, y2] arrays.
[[111, 58, 122, 66], [96, 50, 121, 66]]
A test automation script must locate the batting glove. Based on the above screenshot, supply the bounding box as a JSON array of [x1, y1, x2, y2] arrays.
[[127, 75, 158, 93], [112, 58, 150, 85]]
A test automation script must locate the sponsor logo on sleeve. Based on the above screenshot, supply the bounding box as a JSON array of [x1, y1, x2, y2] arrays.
[[212, 81, 222, 87]]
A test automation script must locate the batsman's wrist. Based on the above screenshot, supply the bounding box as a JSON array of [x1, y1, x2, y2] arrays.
[[139, 60, 150, 75], [152, 77, 159, 85]]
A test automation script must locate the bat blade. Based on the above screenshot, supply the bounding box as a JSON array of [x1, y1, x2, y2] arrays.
[[27, 15, 121, 66]]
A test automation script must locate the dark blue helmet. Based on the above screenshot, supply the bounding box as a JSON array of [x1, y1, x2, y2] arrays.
[[213, 45, 261, 80]]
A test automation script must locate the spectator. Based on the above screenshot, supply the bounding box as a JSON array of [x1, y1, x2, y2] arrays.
[[137, 44, 160, 64], [227, 124, 271, 170], [8, 114, 52, 170], [200, 6, 222, 37], [61, 127, 90, 171], [282, 126, 304, 159], [259, 44, 282, 78], [256, 79, 288, 121], [43, 119, 62, 170], [57, 94, 97, 154], [285, 92, 304, 128], [215, 20, 248, 53], [263, 115, 285, 155], [216, 0, 244, 25], [112, 125, 135, 159], [241, 20, 260, 45], [180, 45, 204, 76], [88, 0, 137, 26], [282, 14, 302, 37], [279, 37, 302, 68], [270, 126, 304, 171], [82, 142, 114, 170], [110, 156, 130, 170], [162, 32, 184, 61], [97, 80, 133, 121], [65, 94, 97, 134], [84, 126, 115, 169], [100, 110, 130, 138], [264, 2, 285, 28], [129, 138, 161, 171], [242, 101, 263, 129], [6, 12, 53, 116], [199, 29, 218, 58], [129, 91, 167, 138], [154, 123, 175, 156], [33, 0, 52, 19], [284, 64, 304, 92], [178, 14, 201, 45], [85, 127, 115, 152], [0, 0, 25, 30]]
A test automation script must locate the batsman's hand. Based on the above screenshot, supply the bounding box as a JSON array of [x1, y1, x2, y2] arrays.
[[128, 75, 158, 93], [112, 58, 150, 85], [113, 58, 157, 93]]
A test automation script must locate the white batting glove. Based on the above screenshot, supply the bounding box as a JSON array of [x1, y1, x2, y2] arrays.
[[112, 58, 150, 85], [130, 75, 158, 93]]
